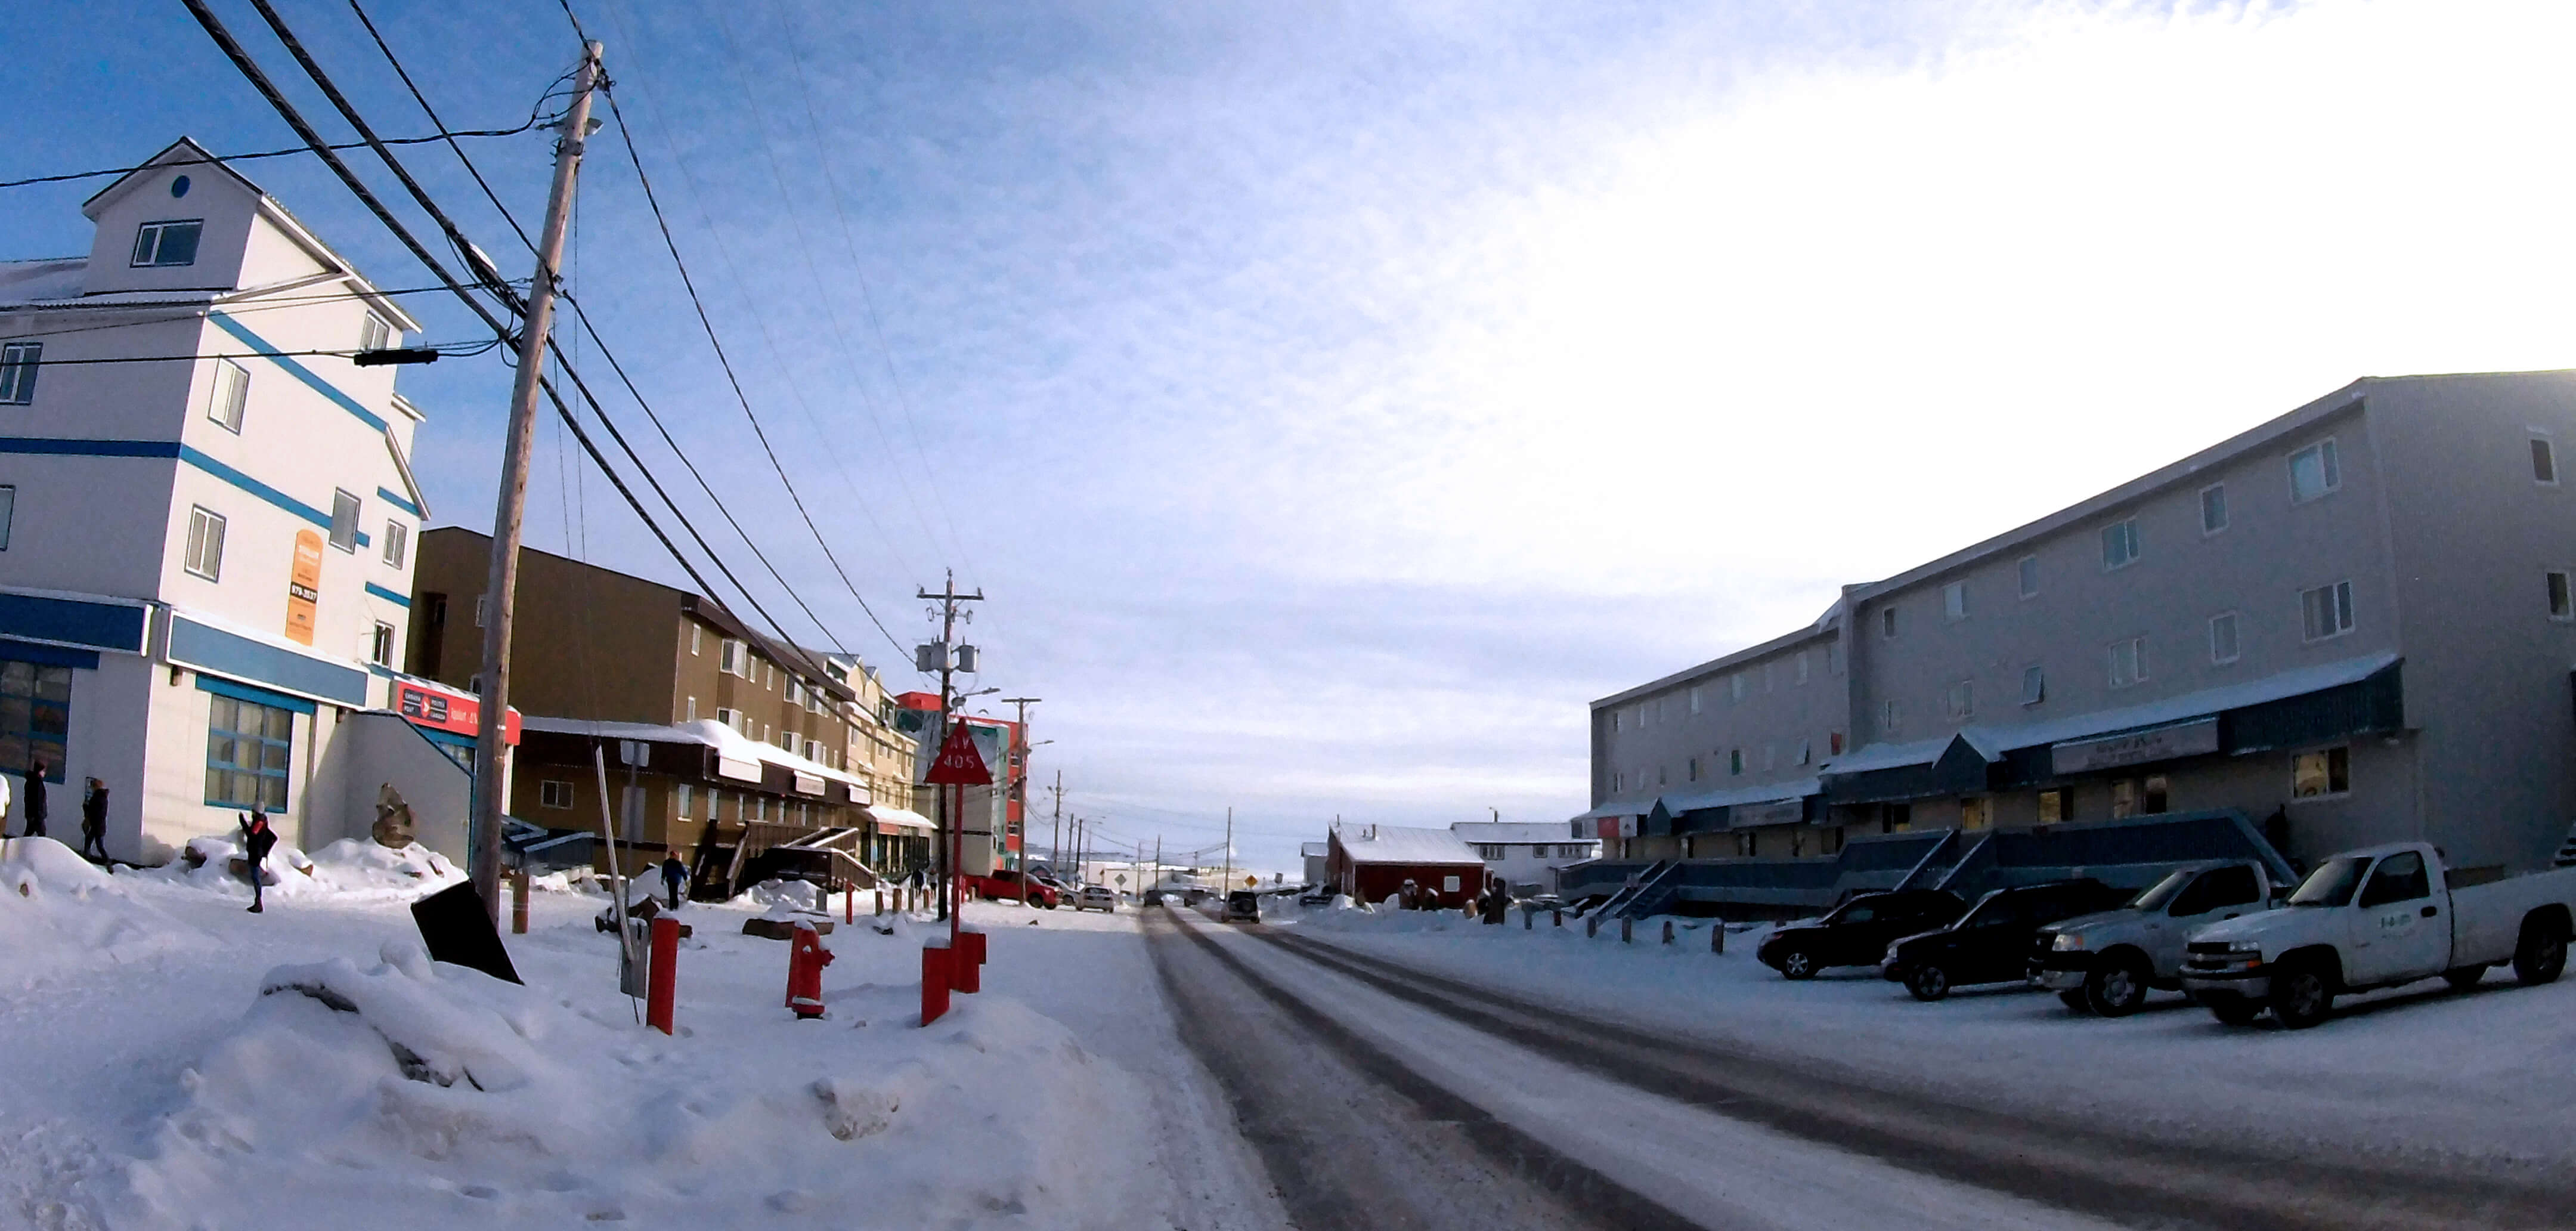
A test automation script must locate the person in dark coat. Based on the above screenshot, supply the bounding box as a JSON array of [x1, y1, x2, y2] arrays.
[[659, 853, 689, 910], [20, 759, 47, 839], [78, 778, 108, 862], [239, 810, 277, 913]]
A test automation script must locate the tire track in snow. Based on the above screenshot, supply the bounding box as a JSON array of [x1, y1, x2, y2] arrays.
[[1261, 926, 2571, 1231]]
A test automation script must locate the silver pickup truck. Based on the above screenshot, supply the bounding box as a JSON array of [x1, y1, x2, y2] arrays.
[[2180, 841, 2576, 1028], [2027, 859, 2282, 1016]]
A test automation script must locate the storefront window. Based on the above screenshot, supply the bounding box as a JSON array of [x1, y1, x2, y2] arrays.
[[2292, 747, 2350, 799], [0, 659, 71, 782], [2036, 788, 2070, 824], [205, 694, 292, 811], [1961, 797, 1992, 830]]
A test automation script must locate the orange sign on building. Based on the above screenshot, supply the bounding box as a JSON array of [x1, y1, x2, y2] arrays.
[[284, 528, 323, 645]]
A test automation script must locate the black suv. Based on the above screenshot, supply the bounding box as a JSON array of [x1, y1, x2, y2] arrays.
[[1882, 879, 2126, 1001], [1757, 890, 1964, 979]]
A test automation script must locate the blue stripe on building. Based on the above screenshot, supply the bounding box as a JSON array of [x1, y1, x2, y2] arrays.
[[0, 638, 101, 670], [168, 616, 368, 707], [365, 582, 411, 607], [376, 486, 421, 517], [0, 592, 149, 654], [0, 437, 179, 460], [206, 311, 390, 432], [195, 673, 318, 716], [175, 446, 332, 528]]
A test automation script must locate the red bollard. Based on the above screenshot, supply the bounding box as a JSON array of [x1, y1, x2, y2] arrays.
[[646, 915, 679, 1035], [787, 923, 834, 1019], [921, 941, 952, 1025], [952, 927, 982, 994]]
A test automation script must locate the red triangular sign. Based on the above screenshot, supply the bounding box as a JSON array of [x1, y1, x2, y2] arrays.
[[924, 721, 992, 785]]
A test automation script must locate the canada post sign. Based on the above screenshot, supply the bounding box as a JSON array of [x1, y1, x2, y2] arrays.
[[2051, 717, 2219, 775]]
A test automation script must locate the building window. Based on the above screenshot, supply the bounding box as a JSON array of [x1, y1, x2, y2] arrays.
[[183, 506, 226, 581], [2551, 571, 2574, 621], [540, 779, 575, 809], [0, 659, 72, 784], [131, 219, 205, 267], [369, 621, 395, 666], [2207, 611, 2241, 663], [1961, 797, 1991, 830], [0, 342, 40, 405], [1794, 651, 1810, 685], [1686, 756, 1700, 782], [2292, 746, 2350, 799], [360, 314, 392, 353], [720, 639, 746, 676], [1881, 607, 1898, 639], [1688, 684, 1701, 714], [1942, 580, 1967, 621], [329, 490, 360, 553], [2101, 519, 2141, 570], [1946, 679, 1974, 720], [205, 358, 248, 432], [1797, 739, 1812, 766], [473, 595, 488, 627], [2020, 664, 2044, 706], [2017, 555, 2038, 598], [2108, 636, 2147, 688], [2533, 435, 2558, 485], [2037, 787, 2070, 824], [2289, 438, 2340, 503], [380, 520, 408, 568], [676, 784, 695, 818], [1728, 749, 1744, 776], [716, 707, 739, 731], [0, 485, 14, 551], [1735, 831, 1757, 857], [1730, 673, 1747, 703], [690, 624, 703, 655], [2200, 483, 2228, 534], [1880, 803, 1911, 833], [1881, 700, 1900, 734], [1827, 641, 1843, 675], [1829, 731, 1844, 756], [204, 694, 292, 811], [2300, 580, 2355, 641], [2111, 775, 2169, 818], [685, 695, 697, 721]]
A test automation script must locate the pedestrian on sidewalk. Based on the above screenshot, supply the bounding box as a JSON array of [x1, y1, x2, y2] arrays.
[[78, 778, 109, 862], [659, 853, 689, 910], [20, 758, 47, 840], [239, 810, 277, 913]]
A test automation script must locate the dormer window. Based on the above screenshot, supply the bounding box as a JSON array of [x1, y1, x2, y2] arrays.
[[360, 314, 392, 352], [131, 219, 204, 268]]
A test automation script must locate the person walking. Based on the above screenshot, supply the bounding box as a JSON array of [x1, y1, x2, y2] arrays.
[[658, 853, 689, 910], [239, 810, 277, 913], [20, 759, 47, 840], [78, 778, 108, 863]]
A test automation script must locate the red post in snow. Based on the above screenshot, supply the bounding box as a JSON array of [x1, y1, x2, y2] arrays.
[[921, 939, 951, 1025], [787, 921, 833, 1020], [646, 915, 679, 1035]]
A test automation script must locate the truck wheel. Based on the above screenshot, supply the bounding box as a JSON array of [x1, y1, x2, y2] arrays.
[[2513, 917, 2568, 985], [2441, 966, 2486, 992], [2270, 961, 2335, 1029], [2057, 989, 2091, 1013], [2205, 995, 2263, 1026], [1905, 963, 1951, 1002], [1778, 949, 1818, 980], [2085, 957, 2151, 1017]]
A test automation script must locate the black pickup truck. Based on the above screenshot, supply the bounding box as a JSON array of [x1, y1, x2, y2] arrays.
[[1756, 890, 1964, 979], [1882, 879, 2126, 1001]]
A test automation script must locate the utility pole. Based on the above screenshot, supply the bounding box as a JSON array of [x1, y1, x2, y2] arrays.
[[1001, 697, 1039, 873], [1222, 806, 1234, 892], [470, 42, 603, 920], [1046, 770, 1064, 876], [917, 571, 984, 922]]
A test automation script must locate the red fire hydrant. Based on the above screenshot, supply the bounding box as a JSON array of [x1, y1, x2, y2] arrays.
[[786, 922, 834, 1020]]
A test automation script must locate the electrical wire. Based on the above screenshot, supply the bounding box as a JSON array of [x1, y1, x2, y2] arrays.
[[0, 119, 566, 191], [0, 282, 519, 345], [13, 338, 499, 366]]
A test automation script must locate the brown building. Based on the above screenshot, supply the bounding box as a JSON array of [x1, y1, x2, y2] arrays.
[[410, 528, 930, 893]]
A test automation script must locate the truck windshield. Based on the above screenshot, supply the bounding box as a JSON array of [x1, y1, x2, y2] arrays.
[[2287, 856, 2371, 908], [2126, 869, 2194, 913]]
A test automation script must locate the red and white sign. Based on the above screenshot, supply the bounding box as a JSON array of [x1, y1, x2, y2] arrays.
[[924, 721, 991, 787], [395, 681, 519, 745]]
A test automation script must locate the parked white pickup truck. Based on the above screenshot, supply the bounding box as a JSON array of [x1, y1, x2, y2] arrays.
[[2029, 860, 2284, 1017], [2179, 841, 2575, 1028]]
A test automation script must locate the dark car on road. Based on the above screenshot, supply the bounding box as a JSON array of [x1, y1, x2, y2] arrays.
[[1224, 890, 1262, 923], [1881, 879, 2126, 1001], [1756, 889, 1965, 980]]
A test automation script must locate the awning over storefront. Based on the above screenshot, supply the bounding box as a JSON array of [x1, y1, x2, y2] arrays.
[[1566, 799, 1655, 840], [865, 805, 936, 836], [1661, 777, 1823, 830], [1822, 732, 1998, 806]]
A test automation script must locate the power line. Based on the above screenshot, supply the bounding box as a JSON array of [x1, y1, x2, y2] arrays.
[[0, 120, 566, 191], [0, 282, 517, 345], [11, 340, 497, 366]]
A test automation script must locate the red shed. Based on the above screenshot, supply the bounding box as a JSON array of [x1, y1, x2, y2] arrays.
[[1326, 824, 1487, 909]]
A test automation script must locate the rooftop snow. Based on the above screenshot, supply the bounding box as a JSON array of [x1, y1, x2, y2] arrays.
[[1448, 821, 1584, 844], [519, 716, 865, 791], [0, 258, 86, 308], [1333, 823, 1482, 865]]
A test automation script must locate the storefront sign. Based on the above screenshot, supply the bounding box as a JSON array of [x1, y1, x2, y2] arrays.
[[716, 754, 763, 783], [394, 682, 519, 744], [284, 530, 323, 645], [2051, 717, 2220, 775], [1615, 815, 1640, 839], [1732, 798, 1807, 828], [792, 771, 825, 797]]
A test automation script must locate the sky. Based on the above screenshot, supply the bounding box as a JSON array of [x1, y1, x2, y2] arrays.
[[7, 0, 2576, 870]]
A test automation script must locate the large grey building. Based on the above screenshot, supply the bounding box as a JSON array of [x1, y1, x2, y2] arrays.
[[1583, 370, 2576, 880]]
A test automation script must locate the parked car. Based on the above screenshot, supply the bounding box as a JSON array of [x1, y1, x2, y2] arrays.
[[1882, 879, 2127, 1001], [1224, 890, 1261, 923], [2027, 860, 2280, 1015], [2181, 842, 2576, 1028], [1296, 885, 1337, 907], [1075, 885, 1118, 913], [968, 869, 1060, 909], [1758, 889, 1965, 980], [1518, 893, 1567, 914]]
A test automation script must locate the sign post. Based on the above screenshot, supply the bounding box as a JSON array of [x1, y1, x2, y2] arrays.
[[923, 721, 992, 966]]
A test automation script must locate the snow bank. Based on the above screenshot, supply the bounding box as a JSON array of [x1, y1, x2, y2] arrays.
[[127, 938, 1154, 1227], [145, 834, 463, 904], [0, 837, 207, 969]]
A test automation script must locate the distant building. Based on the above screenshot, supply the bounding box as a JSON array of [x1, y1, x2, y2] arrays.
[[893, 692, 1026, 873], [1449, 821, 1599, 893], [1325, 822, 1485, 909], [1300, 840, 1329, 887], [0, 138, 491, 861]]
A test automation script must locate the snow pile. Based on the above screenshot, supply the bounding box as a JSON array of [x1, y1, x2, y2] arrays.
[[126, 939, 1155, 1227], [0, 837, 206, 969], [741, 877, 823, 914], [147, 834, 462, 903]]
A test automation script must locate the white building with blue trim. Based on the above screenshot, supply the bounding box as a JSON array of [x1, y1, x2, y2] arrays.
[[0, 138, 479, 862]]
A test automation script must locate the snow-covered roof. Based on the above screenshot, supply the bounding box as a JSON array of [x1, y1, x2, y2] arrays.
[[1571, 799, 1653, 821], [519, 716, 865, 790], [1449, 821, 1581, 844], [1332, 823, 1482, 866], [1824, 651, 2401, 777], [1299, 842, 1330, 857], [864, 805, 934, 833], [0, 258, 85, 309], [1659, 777, 1822, 814]]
